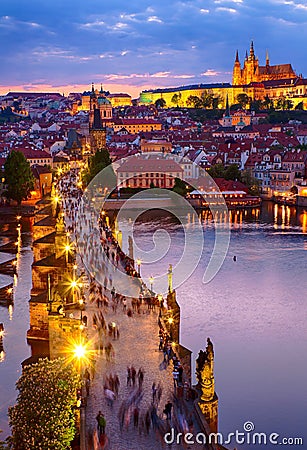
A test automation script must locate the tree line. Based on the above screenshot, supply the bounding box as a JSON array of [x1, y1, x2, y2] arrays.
[[155, 92, 304, 111]]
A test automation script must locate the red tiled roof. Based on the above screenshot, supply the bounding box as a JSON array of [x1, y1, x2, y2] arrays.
[[117, 156, 183, 173]]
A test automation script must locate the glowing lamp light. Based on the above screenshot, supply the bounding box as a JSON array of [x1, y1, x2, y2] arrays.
[[16, 215, 21, 221], [65, 244, 71, 252], [71, 281, 77, 288], [168, 317, 174, 324], [54, 196, 59, 203], [73, 264, 78, 270], [74, 344, 86, 359], [7, 287, 13, 294]]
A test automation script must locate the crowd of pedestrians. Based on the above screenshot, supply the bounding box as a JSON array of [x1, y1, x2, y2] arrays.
[[55, 169, 194, 449]]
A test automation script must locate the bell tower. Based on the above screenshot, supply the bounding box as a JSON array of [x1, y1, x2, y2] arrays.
[[89, 83, 107, 152]]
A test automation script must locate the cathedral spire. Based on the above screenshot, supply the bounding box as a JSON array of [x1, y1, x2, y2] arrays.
[[235, 50, 239, 63], [245, 50, 248, 60], [225, 94, 230, 117], [249, 40, 255, 60], [266, 49, 270, 66]]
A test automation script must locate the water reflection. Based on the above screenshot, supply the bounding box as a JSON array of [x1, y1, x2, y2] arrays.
[[0, 217, 32, 437], [117, 201, 307, 449]]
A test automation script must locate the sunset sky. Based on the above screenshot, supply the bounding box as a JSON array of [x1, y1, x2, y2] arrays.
[[0, 0, 307, 97]]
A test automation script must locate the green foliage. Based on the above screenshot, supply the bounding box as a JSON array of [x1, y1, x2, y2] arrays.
[[187, 108, 224, 121], [224, 164, 241, 181], [295, 101, 304, 110], [82, 148, 114, 186], [154, 98, 166, 109], [201, 90, 214, 109], [241, 170, 260, 195], [9, 358, 80, 450], [262, 95, 274, 110], [249, 99, 262, 112], [172, 177, 190, 196], [275, 97, 293, 110], [208, 164, 242, 181], [207, 163, 226, 179], [0, 107, 22, 124], [212, 95, 221, 110], [236, 93, 250, 109], [171, 93, 182, 107], [4, 151, 35, 205], [186, 95, 203, 108]]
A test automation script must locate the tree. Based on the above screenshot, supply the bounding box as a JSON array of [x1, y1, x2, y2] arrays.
[[201, 91, 214, 109], [82, 148, 115, 186], [295, 101, 304, 110], [9, 358, 80, 450], [173, 178, 189, 196], [154, 98, 166, 109], [212, 95, 221, 110], [171, 93, 182, 107], [275, 97, 293, 111], [4, 151, 35, 205], [224, 164, 241, 181], [262, 95, 274, 110], [186, 95, 202, 108], [241, 170, 260, 195], [236, 93, 250, 109], [207, 163, 225, 179], [249, 99, 262, 112]]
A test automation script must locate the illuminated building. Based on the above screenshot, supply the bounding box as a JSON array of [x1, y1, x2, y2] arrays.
[[232, 41, 297, 85], [117, 155, 183, 189], [139, 42, 307, 108]]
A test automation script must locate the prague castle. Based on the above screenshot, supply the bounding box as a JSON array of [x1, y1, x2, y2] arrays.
[[232, 41, 297, 85], [140, 41, 307, 109]]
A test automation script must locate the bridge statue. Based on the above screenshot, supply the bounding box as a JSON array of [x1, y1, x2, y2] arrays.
[[196, 337, 218, 433]]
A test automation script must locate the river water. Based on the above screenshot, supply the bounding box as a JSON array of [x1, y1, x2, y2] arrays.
[[119, 202, 307, 450], [0, 204, 306, 449]]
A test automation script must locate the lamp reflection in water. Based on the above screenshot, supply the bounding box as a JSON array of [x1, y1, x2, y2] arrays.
[[0, 323, 5, 362]]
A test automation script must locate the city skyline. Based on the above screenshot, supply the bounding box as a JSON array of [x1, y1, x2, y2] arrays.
[[0, 0, 307, 97]]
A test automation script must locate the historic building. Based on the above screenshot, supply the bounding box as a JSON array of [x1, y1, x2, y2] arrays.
[[116, 155, 183, 189], [140, 41, 307, 108], [88, 84, 112, 152], [232, 41, 297, 85]]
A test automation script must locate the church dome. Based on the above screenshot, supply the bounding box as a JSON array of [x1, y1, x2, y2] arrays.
[[97, 96, 111, 105]]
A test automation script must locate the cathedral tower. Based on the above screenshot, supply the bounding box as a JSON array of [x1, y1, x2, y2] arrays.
[[232, 42, 297, 86], [232, 50, 242, 85]]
